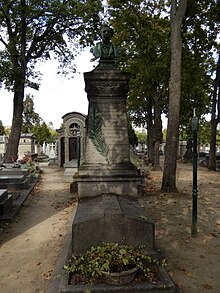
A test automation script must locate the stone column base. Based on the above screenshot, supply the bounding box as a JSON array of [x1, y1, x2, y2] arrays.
[[77, 175, 142, 198], [76, 162, 143, 198]]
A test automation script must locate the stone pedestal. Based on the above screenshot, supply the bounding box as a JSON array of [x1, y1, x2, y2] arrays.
[[76, 64, 142, 198]]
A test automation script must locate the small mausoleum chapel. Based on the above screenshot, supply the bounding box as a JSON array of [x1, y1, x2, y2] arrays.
[[57, 112, 86, 174]]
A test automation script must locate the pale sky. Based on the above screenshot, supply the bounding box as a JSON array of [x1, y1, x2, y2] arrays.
[[0, 48, 97, 129], [0, 48, 168, 130]]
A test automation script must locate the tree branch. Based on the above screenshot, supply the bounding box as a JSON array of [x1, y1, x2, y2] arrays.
[[0, 35, 7, 47]]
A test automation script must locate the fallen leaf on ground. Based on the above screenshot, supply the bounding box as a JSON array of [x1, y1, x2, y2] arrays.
[[184, 271, 193, 277], [202, 283, 213, 290], [42, 270, 53, 280]]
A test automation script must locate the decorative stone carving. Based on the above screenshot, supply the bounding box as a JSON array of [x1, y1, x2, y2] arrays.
[[85, 81, 129, 97], [68, 123, 80, 137], [87, 104, 109, 161]]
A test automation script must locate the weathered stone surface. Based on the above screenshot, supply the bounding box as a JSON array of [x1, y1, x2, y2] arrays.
[[0, 189, 13, 216], [48, 58, 179, 293], [0, 194, 13, 216], [72, 194, 155, 255], [0, 169, 29, 176], [0, 189, 8, 200], [59, 266, 179, 293], [0, 174, 38, 220], [0, 175, 29, 191], [77, 66, 142, 198], [48, 225, 179, 293], [0, 175, 25, 183]]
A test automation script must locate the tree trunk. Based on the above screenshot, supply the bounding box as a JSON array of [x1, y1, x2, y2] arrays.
[[4, 80, 25, 163], [152, 104, 162, 171], [4, 0, 27, 163], [146, 98, 155, 163], [161, 0, 188, 192], [147, 126, 155, 164], [209, 52, 220, 170]]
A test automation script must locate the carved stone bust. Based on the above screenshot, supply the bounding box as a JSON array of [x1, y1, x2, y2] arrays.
[[90, 25, 119, 61]]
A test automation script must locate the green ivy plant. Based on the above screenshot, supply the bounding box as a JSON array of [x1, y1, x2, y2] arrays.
[[64, 242, 165, 285]]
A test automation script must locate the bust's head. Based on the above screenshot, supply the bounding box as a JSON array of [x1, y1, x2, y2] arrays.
[[99, 25, 114, 44]]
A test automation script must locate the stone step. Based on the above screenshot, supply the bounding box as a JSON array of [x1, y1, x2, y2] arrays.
[[0, 194, 13, 216], [0, 175, 25, 183], [0, 169, 29, 176], [0, 178, 30, 191]]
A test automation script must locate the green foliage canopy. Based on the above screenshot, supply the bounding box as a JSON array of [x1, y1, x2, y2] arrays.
[[108, 0, 170, 126], [0, 0, 103, 91], [0, 120, 6, 135], [0, 0, 103, 163], [22, 94, 41, 133], [32, 122, 52, 146], [107, 0, 219, 131]]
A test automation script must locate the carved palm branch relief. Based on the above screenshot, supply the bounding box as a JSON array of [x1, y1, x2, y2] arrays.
[[88, 104, 109, 160]]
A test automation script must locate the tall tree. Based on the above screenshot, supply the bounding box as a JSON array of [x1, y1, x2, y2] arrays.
[[32, 122, 51, 146], [209, 52, 220, 170], [22, 94, 41, 133], [0, 120, 6, 135], [108, 0, 170, 169], [209, 0, 220, 170], [161, 0, 188, 192], [0, 0, 102, 163], [179, 0, 219, 131], [108, 0, 211, 171]]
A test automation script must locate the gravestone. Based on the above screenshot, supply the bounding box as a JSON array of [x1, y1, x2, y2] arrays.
[[73, 25, 149, 255], [0, 168, 38, 219], [0, 174, 29, 191]]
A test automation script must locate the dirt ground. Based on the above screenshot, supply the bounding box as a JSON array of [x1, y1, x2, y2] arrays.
[[0, 165, 76, 293], [140, 161, 220, 293], [0, 162, 219, 293]]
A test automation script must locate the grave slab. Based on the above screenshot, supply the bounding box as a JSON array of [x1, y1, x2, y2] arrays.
[[47, 195, 179, 293], [0, 175, 38, 220], [0, 169, 29, 176], [0, 174, 32, 191], [72, 194, 155, 255], [0, 175, 25, 183]]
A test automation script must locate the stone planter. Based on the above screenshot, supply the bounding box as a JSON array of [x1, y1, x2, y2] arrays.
[[101, 266, 138, 285]]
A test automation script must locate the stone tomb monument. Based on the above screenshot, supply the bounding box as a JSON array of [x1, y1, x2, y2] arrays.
[[0, 167, 38, 219], [55, 25, 178, 293], [76, 26, 142, 198], [73, 25, 148, 253], [76, 65, 142, 198]]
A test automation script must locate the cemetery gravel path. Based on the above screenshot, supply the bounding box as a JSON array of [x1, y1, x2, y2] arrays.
[[0, 162, 220, 293], [0, 164, 76, 293]]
